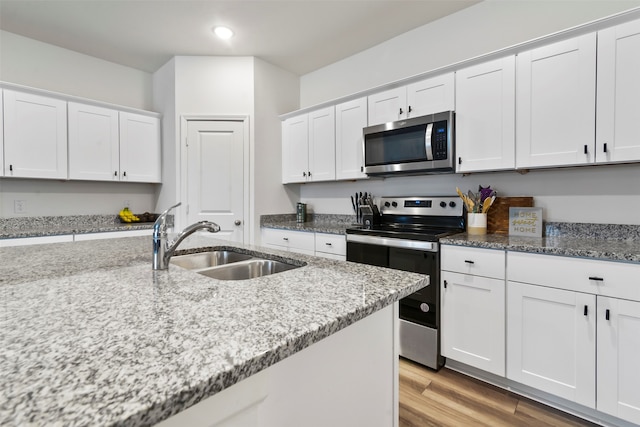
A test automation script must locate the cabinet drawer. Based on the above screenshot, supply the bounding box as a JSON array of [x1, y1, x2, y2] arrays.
[[507, 252, 640, 301], [441, 245, 505, 279], [315, 233, 346, 256], [261, 228, 315, 252]]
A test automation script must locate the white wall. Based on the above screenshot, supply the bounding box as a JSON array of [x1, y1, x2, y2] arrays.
[[253, 58, 300, 242], [295, 1, 640, 225], [300, 0, 640, 107], [0, 31, 152, 110], [0, 31, 159, 218]]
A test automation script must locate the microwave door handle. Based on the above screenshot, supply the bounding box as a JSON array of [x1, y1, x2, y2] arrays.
[[424, 123, 434, 161]]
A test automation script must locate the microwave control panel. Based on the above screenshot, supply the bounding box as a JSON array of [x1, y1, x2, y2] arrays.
[[432, 121, 448, 160]]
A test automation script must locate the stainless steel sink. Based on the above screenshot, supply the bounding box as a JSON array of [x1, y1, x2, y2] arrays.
[[198, 259, 299, 280], [170, 249, 302, 280], [170, 251, 253, 269]]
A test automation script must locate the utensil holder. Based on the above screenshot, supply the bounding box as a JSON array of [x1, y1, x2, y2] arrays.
[[467, 213, 487, 235]]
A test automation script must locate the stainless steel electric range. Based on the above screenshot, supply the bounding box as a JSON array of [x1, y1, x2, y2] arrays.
[[345, 196, 465, 370]]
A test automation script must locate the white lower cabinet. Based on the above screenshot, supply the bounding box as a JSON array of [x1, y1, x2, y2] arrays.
[[597, 297, 640, 424], [261, 228, 315, 256], [441, 245, 505, 376], [314, 232, 346, 261], [506, 281, 596, 408]]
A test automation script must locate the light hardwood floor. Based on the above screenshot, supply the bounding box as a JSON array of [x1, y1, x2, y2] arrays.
[[399, 358, 598, 427]]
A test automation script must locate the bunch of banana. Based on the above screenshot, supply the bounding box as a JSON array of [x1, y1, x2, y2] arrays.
[[119, 207, 140, 223]]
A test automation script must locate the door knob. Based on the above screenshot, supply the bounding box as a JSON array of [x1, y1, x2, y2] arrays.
[[234, 220, 242, 226]]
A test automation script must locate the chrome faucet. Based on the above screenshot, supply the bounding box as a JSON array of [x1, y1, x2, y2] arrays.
[[152, 202, 221, 270]]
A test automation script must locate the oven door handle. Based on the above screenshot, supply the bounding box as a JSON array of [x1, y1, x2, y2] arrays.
[[346, 234, 437, 252]]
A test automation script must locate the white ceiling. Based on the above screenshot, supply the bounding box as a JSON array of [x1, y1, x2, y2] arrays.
[[0, 0, 480, 76]]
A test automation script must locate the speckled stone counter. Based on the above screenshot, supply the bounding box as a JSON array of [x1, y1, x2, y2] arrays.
[[0, 214, 155, 239], [0, 235, 427, 426], [260, 213, 355, 235], [441, 222, 640, 263]]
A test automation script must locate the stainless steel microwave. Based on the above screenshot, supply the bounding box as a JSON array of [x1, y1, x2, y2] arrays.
[[362, 111, 455, 176]]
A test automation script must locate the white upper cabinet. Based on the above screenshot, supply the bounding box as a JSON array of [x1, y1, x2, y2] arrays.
[[596, 18, 640, 164], [119, 112, 161, 183], [335, 97, 368, 180], [3, 89, 68, 179], [516, 33, 597, 168], [367, 73, 454, 126], [282, 114, 309, 183], [307, 106, 336, 182], [68, 102, 120, 181], [282, 106, 335, 184], [455, 56, 516, 172]]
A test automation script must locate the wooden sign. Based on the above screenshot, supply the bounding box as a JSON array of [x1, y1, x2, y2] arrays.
[[509, 207, 543, 237]]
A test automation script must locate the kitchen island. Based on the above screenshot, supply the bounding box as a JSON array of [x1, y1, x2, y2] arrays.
[[0, 235, 428, 426]]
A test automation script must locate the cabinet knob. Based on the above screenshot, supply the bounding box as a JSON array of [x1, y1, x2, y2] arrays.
[[458, 157, 462, 165], [302, 171, 307, 177], [605, 309, 610, 321], [408, 106, 412, 113], [443, 280, 448, 288], [234, 220, 242, 226], [584, 145, 588, 155], [603, 143, 608, 153], [283, 237, 289, 241], [123, 171, 127, 177], [399, 107, 403, 115], [325, 242, 332, 246], [308, 171, 312, 177], [464, 260, 475, 264], [114, 171, 118, 176], [9, 164, 13, 172], [584, 305, 588, 316]]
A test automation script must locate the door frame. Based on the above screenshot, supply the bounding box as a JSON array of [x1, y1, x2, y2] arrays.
[[179, 115, 250, 243]]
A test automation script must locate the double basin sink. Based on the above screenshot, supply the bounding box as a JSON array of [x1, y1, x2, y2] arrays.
[[170, 250, 301, 280]]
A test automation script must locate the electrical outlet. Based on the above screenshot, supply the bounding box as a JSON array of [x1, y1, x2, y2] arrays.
[[14, 200, 27, 214]]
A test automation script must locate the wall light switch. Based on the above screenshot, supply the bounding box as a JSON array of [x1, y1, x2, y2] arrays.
[[14, 200, 27, 214]]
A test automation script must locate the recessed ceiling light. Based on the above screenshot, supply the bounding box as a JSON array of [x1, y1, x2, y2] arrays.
[[213, 26, 234, 40]]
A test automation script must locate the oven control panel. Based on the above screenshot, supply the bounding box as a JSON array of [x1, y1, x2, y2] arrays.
[[379, 196, 463, 216]]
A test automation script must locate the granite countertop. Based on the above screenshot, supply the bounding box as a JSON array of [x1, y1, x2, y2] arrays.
[[260, 213, 355, 235], [441, 232, 640, 263], [0, 235, 428, 426], [0, 215, 155, 239]]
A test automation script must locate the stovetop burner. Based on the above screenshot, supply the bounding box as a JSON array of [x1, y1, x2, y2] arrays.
[[346, 195, 465, 241]]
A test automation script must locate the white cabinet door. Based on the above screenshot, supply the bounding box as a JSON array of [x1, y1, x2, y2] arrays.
[[596, 19, 640, 164], [261, 228, 315, 256], [367, 87, 406, 126], [335, 97, 368, 180], [0, 90, 3, 176], [282, 114, 309, 183], [507, 281, 596, 408], [406, 73, 454, 118], [119, 112, 161, 183], [68, 102, 120, 181], [308, 106, 335, 182], [455, 56, 515, 172], [3, 89, 67, 179], [441, 271, 505, 376], [597, 297, 640, 424], [516, 33, 596, 168]]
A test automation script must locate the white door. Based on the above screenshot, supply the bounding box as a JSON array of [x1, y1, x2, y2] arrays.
[[367, 87, 406, 126], [187, 120, 245, 243], [335, 97, 368, 180], [68, 102, 120, 181], [441, 271, 505, 376], [507, 281, 596, 408], [281, 114, 309, 183], [406, 73, 455, 118], [3, 89, 67, 179], [597, 296, 640, 424], [516, 33, 596, 168], [596, 18, 640, 164], [455, 56, 516, 172], [308, 106, 335, 182]]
